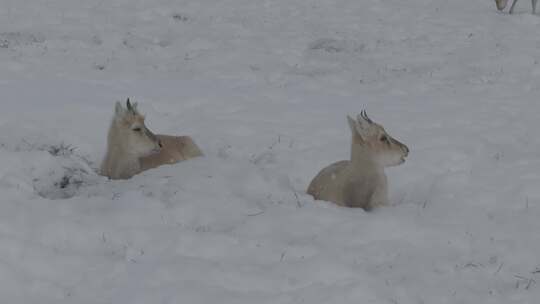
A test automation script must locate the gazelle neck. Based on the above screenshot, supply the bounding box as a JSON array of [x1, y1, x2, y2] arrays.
[[350, 143, 378, 166]]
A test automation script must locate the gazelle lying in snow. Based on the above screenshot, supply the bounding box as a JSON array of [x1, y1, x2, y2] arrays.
[[100, 99, 203, 179], [495, 0, 538, 14], [307, 111, 409, 211]]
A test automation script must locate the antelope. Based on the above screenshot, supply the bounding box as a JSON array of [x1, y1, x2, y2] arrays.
[[307, 111, 409, 211], [100, 99, 203, 179], [495, 0, 538, 14]]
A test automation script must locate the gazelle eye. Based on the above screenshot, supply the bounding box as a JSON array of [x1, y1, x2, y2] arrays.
[[380, 135, 388, 142], [133, 127, 142, 132]]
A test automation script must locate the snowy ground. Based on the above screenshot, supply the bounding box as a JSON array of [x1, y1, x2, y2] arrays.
[[1, 0, 540, 303]]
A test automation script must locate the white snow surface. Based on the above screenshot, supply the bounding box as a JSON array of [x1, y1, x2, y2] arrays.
[[1, 0, 540, 303]]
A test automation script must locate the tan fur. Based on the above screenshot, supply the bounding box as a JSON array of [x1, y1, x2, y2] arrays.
[[100, 99, 202, 179], [307, 111, 409, 211], [140, 135, 203, 171]]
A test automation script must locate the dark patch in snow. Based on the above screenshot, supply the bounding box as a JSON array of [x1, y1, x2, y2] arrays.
[[172, 13, 189, 22], [91, 35, 103, 46], [308, 38, 365, 54], [309, 38, 345, 53], [25, 142, 100, 200], [0, 32, 45, 49], [43, 142, 75, 157], [94, 63, 106, 70]]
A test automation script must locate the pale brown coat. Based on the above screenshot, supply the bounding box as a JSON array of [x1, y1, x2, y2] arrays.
[[307, 111, 409, 210], [101, 99, 203, 179]]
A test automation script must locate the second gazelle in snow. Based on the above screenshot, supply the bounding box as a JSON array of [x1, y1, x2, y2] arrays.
[[100, 99, 203, 179], [307, 111, 409, 211]]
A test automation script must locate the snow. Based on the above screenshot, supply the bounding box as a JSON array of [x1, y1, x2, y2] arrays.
[[1, 0, 540, 303]]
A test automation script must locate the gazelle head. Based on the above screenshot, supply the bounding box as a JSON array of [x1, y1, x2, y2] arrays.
[[347, 111, 409, 167], [112, 99, 161, 157], [495, 0, 509, 10]]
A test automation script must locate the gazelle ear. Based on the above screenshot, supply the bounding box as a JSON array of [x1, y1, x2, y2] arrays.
[[347, 115, 366, 143], [115, 101, 125, 117], [347, 115, 358, 135]]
